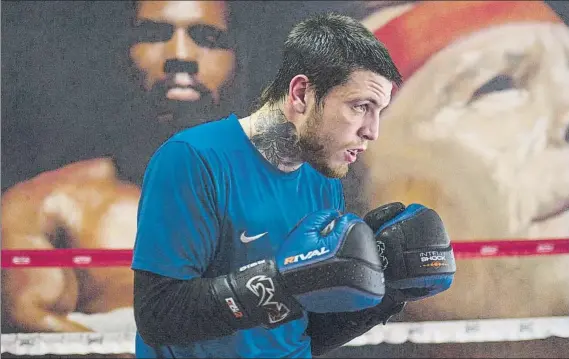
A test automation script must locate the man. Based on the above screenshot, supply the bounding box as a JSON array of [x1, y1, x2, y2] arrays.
[[1, 0, 241, 335], [132, 13, 456, 358]]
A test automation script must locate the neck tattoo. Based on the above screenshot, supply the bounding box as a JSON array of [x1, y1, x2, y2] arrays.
[[250, 109, 303, 171]]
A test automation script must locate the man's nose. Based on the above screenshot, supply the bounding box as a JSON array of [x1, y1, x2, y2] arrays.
[[359, 114, 380, 141], [165, 28, 198, 62]]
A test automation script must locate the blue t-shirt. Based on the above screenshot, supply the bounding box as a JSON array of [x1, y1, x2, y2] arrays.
[[131, 113, 345, 358]]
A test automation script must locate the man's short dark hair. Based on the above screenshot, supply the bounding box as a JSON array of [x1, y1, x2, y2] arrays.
[[258, 12, 402, 108]]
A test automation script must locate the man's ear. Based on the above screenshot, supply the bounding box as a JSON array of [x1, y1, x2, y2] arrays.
[[288, 75, 310, 114]]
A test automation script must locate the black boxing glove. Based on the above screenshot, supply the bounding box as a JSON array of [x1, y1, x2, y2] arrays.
[[364, 202, 456, 303]]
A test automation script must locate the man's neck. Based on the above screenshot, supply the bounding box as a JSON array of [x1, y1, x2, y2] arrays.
[[241, 105, 304, 173]]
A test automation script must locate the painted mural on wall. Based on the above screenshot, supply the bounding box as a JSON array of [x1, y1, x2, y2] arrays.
[[2, 1, 568, 338]]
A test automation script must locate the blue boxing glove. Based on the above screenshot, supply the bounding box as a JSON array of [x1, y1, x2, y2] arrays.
[[276, 209, 385, 313], [364, 202, 456, 302], [212, 209, 386, 330]]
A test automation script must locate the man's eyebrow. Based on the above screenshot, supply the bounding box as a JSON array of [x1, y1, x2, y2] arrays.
[[372, 97, 392, 110], [134, 18, 171, 27], [191, 23, 229, 33], [368, 98, 380, 107], [135, 19, 227, 32], [356, 97, 383, 108]]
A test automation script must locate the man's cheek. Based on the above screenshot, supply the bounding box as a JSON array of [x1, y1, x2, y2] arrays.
[[198, 51, 236, 91], [130, 43, 167, 88]]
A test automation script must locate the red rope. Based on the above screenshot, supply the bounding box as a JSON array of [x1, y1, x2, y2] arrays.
[[451, 238, 569, 258], [2, 249, 133, 268], [2, 239, 569, 268]]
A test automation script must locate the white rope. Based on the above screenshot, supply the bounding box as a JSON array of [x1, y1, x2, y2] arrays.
[[345, 316, 569, 346], [2, 317, 568, 355]]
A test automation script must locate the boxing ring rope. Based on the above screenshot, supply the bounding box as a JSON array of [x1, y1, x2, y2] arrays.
[[3, 239, 569, 268], [2, 238, 569, 355]]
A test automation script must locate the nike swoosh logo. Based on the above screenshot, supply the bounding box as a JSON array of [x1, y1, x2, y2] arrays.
[[240, 231, 268, 243]]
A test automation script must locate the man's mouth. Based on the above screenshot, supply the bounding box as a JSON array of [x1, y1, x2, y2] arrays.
[[166, 87, 201, 101], [165, 72, 202, 102], [344, 148, 365, 164], [532, 199, 569, 223]]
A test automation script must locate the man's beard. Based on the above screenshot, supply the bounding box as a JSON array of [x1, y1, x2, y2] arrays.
[[145, 81, 224, 128], [112, 79, 229, 185], [299, 110, 350, 179]]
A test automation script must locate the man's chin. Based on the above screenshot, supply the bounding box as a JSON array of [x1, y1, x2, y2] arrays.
[[158, 99, 215, 119], [146, 89, 221, 125], [309, 160, 349, 179]]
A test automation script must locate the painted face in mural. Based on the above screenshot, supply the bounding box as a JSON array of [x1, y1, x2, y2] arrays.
[[129, 1, 236, 119], [361, 1, 569, 320], [364, 5, 569, 241]]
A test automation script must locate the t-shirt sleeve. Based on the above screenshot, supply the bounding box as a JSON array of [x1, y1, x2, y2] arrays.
[[131, 140, 220, 280]]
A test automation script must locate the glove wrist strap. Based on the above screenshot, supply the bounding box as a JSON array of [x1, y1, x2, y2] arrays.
[[212, 259, 303, 330]]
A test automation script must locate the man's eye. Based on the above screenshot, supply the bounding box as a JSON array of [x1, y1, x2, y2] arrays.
[[131, 21, 174, 43], [354, 104, 368, 113], [188, 25, 230, 50]]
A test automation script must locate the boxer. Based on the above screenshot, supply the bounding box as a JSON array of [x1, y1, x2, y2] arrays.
[[131, 13, 454, 358]]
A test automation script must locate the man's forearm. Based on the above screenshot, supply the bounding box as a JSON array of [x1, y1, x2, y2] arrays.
[[134, 259, 305, 347], [134, 269, 238, 346]]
